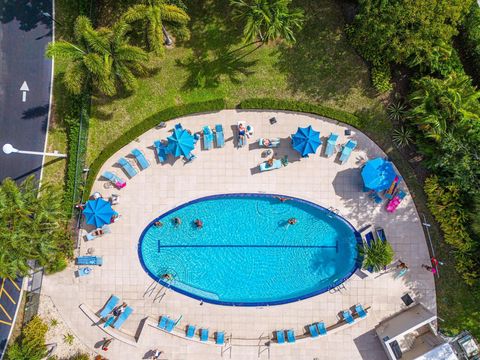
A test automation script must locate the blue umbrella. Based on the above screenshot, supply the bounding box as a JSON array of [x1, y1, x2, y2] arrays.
[[166, 128, 195, 157], [83, 198, 115, 228], [291, 125, 322, 157], [361, 158, 397, 191]]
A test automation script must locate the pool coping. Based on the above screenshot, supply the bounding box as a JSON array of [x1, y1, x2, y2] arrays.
[[137, 193, 363, 307]]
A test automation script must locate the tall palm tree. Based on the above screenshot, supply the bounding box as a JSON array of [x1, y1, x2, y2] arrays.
[[123, 0, 190, 56], [230, 0, 304, 46]]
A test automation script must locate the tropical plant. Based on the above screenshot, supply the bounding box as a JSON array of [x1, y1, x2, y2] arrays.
[[408, 73, 480, 142], [46, 16, 149, 96], [230, 0, 304, 46], [387, 101, 407, 122], [0, 176, 69, 278], [6, 316, 48, 360], [392, 126, 414, 149], [358, 240, 394, 272], [123, 0, 190, 56], [371, 63, 393, 93], [49, 318, 59, 327], [63, 333, 75, 346]]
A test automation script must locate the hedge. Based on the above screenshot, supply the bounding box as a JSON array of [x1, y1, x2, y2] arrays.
[[82, 99, 227, 200]]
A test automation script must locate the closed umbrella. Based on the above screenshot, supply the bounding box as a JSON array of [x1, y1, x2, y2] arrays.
[[167, 128, 195, 157], [361, 157, 397, 191], [83, 198, 115, 228], [291, 125, 322, 157]]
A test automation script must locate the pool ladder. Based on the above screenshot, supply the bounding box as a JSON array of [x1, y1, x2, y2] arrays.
[[327, 207, 340, 217], [144, 272, 177, 303]]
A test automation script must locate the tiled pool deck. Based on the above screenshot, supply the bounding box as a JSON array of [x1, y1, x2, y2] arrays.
[[43, 110, 436, 359]]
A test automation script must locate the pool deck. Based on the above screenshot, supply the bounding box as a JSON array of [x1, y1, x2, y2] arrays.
[[43, 110, 436, 360]]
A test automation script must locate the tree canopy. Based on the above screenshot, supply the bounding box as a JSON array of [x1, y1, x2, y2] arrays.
[[348, 0, 473, 68]]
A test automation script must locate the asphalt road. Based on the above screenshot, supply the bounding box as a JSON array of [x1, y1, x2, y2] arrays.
[[0, 1, 53, 358], [0, 0, 53, 183]]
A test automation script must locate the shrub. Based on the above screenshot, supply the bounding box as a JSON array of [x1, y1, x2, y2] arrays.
[[371, 64, 393, 93], [358, 239, 395, 272], [63, 333, 75, 345], [44, 255, 68, 274], [82, 99, 227, 200], [6, 316, 48, 360], [69, 353, 91, 360], [461, 3, 480, 82], [392, 126, 413, 148], [387, 101, 407, 122]]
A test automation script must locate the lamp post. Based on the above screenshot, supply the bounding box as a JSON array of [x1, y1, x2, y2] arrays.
[[2, 143, 67, 158], [41, 11, 62, 27]]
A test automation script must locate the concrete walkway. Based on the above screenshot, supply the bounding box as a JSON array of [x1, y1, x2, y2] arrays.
[[43, 110, 435, 360]]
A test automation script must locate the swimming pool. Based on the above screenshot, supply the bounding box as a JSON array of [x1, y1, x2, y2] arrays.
[[138, 194, 361, 306]]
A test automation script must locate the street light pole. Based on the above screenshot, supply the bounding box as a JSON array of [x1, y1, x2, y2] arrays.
[[3, 144, 67, 158], [41, 11, 62, 27]]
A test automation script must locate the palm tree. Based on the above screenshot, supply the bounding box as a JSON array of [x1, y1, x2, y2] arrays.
[[123, 0, 190, 56], [358, 240, 394, 273], [230, 0, 304, 46], [46, 16, 116, 95]]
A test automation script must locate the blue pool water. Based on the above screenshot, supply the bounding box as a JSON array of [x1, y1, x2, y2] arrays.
[[138, 194, 361, 306]]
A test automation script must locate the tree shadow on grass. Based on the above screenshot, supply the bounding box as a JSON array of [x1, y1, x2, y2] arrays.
[[276, 0, 375, 103]]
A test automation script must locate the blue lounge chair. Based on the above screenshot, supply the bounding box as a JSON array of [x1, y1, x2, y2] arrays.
[[175, 123, 183, 130], [259, 138, 280, 148], [343, 310, 355, 324], [200, 328, 209, 342], [102, 171, 126, 189], [118, 157, 137, 178], [165, 318, 176, 332], [355, 304, 367, 318], [193, 133, 201, 145], [154, 140, 168, 163], [85, 225, 111, 241], [186, 325, 196, 338], [158, 316, 168, 329], [104, 315, 115, 328], [215, 124, 224, 148], [376, 227, 387, 242], [309, 324, 319, 338], [286, 330, 295, 343], [131, 148, 150, 170], [364, 231, 375, 247], [317, 322, 327, 336], [216, 331, 225, 345], [113, 306, 133, 329], [260, 159, 282, 172], [276, 330, 285, 344], [339, 140, 357, 164], [203, 126, 213, 150], [184, 152, 196, 163], [99, 295, 119, 318], [77, 267, 92, 277], [325, 133, 339, 158], [76, 256, 103, 266]]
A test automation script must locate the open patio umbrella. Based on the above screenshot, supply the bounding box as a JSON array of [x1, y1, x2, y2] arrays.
[[361, 157, 397, 191], [83, 198, 115, 228], [291, 125, 322, 157], [166, 128, 195, 157]]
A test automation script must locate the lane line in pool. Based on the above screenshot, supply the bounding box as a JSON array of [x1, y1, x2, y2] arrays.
[[157, 244, 337, 249]]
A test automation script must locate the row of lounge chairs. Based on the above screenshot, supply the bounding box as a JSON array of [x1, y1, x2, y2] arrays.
[[158, 315, 225, 345], [99, 295, 134, 329], [275, 304, 368, 344]]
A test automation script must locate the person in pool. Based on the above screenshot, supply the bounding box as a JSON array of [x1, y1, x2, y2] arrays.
[[276, 196, 290, 203], [194, 219, 203, 229], [154, 221, 163, 227], [288, 218, 297, 225], [173, 217, 181, 227], [162, 273, 172, 281]]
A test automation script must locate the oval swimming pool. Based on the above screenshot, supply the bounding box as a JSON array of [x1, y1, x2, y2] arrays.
[[138, 194, 361, 306]]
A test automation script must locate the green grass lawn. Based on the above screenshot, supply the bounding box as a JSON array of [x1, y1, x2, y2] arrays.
[[45, 0, 479, 340]]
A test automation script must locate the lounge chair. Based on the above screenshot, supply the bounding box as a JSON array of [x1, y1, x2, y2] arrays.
[[113, 306, 133, 329], [193, 133, 201, 145], [103, 315, 116, 328], [77, 267, 92, 277], [258, 138, 280, 148], [203, 126, 213, 150], [355, 304, 367, 318], [175, 123, 183, 130], [309, 324, 319, 338], [102, 171, 126, 189], [386, 189, 407, 213], [215, 124, 224, 148], [200, 328, 209, 342], [325, 133, 339, 158], [184, 152, 197, 163], [186, 325, 196, 338], [364, 230, 375, 247], [76, 256, 103, 266], [369, 191, 383, 204], [339, 140, 357, 164], [85, 225, 111, 241], [118, 157, 137, 178], [215, 331, 225, 345], [237, 121, 247, 148], [342, 310, 355, 324], [99, 295, 119, 318], [375, 227, 386, 242], [158, 316, 168, 329], [165, 318, 176, 332], [131, 148, 150, 170], [260, 159, 282, 172], [154, 140, 168, 163], [317, 322, 327, 336], [276, 330, 285, 344], [286, 330, 295, 343]]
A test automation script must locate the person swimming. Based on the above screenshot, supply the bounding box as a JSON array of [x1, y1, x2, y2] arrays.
[[288, 218, 297, 225], [173, 217, 181, 227], [194, 219, 203, 229], [154, 221, 163, 227]]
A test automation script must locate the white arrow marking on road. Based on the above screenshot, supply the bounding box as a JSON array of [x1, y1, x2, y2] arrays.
[[20, 81, 30, 102]]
